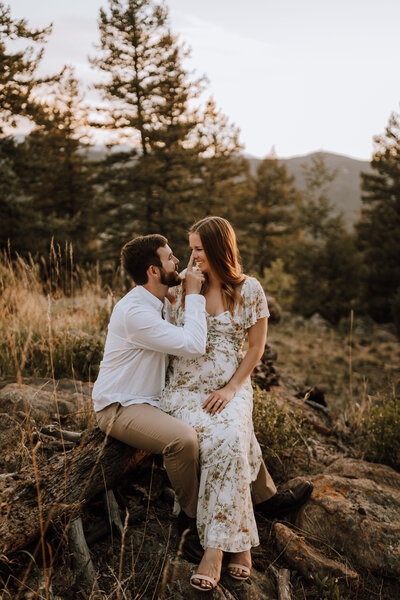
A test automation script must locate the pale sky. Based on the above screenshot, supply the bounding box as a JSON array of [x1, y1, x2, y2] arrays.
[[9, 0, 400, 160]]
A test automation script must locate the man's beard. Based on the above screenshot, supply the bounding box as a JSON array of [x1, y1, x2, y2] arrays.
[[159, 267, 181, 287]]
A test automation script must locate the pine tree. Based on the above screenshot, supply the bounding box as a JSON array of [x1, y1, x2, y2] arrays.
[[193, 98, 252, 220], [0, 137, 32, 251], [0, 2, 51, 131], [90, 0, 204, 259], [246, 155, 301, 275], [0, 2, 51, 252], [290, 154, 361, 323], [357, 110, 400, 323], [21, 69, 97, 261]]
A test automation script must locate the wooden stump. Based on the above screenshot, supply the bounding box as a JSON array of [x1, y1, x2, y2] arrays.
[[68, 516, 101, 594]]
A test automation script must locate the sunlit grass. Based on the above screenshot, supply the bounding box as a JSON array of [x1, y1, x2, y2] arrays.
[[0, 248, 116, 382]]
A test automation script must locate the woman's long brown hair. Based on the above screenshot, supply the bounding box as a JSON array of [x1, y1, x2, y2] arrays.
[[183, 216, 246, 315]]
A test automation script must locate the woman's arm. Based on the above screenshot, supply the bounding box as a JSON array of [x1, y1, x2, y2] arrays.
[[202, 317, 268, 415]]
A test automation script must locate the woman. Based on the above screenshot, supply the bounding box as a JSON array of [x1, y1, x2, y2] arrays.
[[160, 216, 269, 591]]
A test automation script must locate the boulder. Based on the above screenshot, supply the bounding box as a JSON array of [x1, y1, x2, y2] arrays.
[[307, 313, 330, 331], [292, 460, 400, 576], [0, 380, 91, 422], [266, 296, 281, 324], [252, 345, 280, 391]]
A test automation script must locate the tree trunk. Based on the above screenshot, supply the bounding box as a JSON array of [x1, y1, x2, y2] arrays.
[[0, 428, 147, 556]]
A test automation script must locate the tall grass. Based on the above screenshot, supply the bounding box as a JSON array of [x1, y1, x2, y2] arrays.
[[0, 246, 116, 382], [267, 311, 400, 469]]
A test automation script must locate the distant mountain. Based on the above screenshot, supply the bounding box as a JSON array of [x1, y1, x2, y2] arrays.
[[87, 146, 370, 229], [246, 152, 372, 228]]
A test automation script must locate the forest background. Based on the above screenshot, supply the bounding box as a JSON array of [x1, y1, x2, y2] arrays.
[[1, 0, 400, 349]]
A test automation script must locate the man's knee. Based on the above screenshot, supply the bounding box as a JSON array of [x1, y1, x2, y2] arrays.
[[164, 424, 198, 462]]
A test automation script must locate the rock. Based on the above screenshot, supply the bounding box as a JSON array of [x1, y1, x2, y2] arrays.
[[307, 313, 330, 331], [288, 314, 307, 328], [325, 457, 400, 489], [0, 381, 80, 420], [0, 380, 96, 472], [266, 296, 281, 324], [274, 522, 359, 582], [296, 385, 327, 407], [375, 328, 397, 342], [352, 317, 374, 337], [292, 461, 400, 576], [252, 345, 280, 391], [270, 381, 335, 437]]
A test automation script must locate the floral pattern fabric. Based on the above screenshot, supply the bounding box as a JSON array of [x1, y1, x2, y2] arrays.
[[160, 277, 269, 552]]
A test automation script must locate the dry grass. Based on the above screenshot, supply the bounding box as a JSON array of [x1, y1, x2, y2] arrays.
[[268, 311, 400, 469], [268, 312, 400, 420], [0, 247, 116, 382]]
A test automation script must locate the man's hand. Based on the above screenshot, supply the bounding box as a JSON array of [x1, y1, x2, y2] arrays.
[[185, 252, 204, 295]]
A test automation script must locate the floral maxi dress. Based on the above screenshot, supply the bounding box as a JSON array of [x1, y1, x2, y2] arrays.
[[160, 277, 270, 552]]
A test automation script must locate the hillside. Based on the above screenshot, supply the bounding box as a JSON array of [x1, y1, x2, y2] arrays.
[[247, 151, 372, 229]]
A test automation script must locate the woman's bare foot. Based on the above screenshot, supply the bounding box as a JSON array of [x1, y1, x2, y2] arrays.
[[228, 549, 252, 579], [191, 548, 223, 590]]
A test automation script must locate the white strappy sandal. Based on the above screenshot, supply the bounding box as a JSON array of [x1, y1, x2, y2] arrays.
[[190, 573, 218, 591], [227, 562, 251, 581]]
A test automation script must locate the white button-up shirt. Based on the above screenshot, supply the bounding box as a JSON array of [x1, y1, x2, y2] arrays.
[[92, 286, 206, 412]]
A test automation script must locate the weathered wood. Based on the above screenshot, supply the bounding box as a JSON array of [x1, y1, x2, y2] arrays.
[[69, 516, 100, 594], [104, 489, 124, 537], [37, 569, 55, 600], [0, 428, 148, 556], [270, 566, 291, 600], [32, 431, 75, 451], [40, 425, 82, 443]]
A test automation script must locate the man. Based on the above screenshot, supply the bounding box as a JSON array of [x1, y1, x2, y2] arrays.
[[93, 234, 312, 561], [93, 234, 206, 535]]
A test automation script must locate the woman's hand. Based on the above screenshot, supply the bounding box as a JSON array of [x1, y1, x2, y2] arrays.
[[202, 385, 236, 415]]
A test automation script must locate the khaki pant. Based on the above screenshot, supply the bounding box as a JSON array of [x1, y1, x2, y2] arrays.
[[96, 402, 276, 518]]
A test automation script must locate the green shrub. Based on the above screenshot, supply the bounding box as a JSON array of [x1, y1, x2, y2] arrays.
[[253, 387, 313, 469], [360, 393, 400, 469], [257, 259, 295, 311]]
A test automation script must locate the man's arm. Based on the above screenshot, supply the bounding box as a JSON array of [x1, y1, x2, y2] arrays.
[[125, 251, 206, 357], [125, 295, 206, 358]]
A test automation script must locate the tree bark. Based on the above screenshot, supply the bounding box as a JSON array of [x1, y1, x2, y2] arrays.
[[0, 428, 147, 556]]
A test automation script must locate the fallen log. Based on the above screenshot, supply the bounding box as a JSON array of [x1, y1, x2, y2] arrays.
[[0, 428, 148, 556]]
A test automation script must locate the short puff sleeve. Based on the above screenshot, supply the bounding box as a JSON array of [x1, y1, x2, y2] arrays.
[[241, 277, 270, 330]]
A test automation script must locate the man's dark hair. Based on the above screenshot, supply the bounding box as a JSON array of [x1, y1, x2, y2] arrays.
[[121, 234, 167, 285]]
